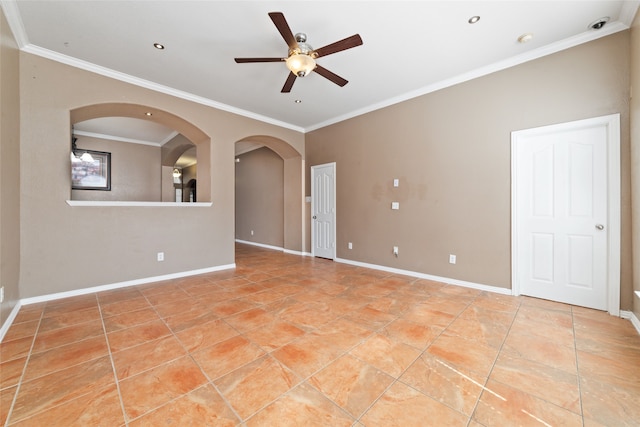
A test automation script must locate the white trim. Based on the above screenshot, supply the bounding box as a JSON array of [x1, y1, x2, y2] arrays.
[[0, 302, 23, 343], [335, 257, 513, 296], [284, 249, 313, 257], [5, 2, 632, 134], [619, 1, 640, 26], [621, 310, 640, 336], [235, 239, 283, 252], [304, 21, 631, 132], [235, 239, 312, 257], [20, 264, 235, 306], [0, 0, 29, 48], [20, 44, 305, 133], [511, 114, 621, 315], [66, 200, 212, 207], [73, 129, 165, 147]]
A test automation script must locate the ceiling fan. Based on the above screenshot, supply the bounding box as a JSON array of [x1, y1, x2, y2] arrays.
[[234, 12, 363, 93]]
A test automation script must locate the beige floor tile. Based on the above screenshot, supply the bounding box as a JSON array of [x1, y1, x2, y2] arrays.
[[246, 382, 354, 427], [401, 352, 486, 416], [192, 335, 265, 380], [473, 379, 583, 427], [350, 333, 421, 377], [361, 381, 469, 426], [119, 356, 207, 420], [128, 384, 239, 427], [215, 355, 300, 420]]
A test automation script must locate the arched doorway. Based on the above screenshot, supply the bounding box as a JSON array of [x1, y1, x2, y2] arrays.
[[235, 135, 304, 253]]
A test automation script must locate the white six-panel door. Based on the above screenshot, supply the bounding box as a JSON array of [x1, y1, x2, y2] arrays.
[[512, 115, 620, 313], [311, 163, 336, 259]]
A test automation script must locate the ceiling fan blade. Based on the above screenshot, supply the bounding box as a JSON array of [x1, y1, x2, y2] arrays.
[[281, 72, 297, 93], [269, 12, 298, 51], [234, 57, 284, 63], [313, 65, 348, 87], [313, 34, 363, 58]]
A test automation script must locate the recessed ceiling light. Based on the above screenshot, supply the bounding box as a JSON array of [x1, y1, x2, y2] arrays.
[[517, 33, 534, 44], [468, 16, 480, 24], [153, 43, 165, 50], [589, 17, 609, 30]]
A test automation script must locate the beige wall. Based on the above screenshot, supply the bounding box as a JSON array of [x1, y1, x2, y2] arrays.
[[631, 15, 640, 319], [306, 32, 633, 309], [0, 8, 21, 325], [18, 52, 304, 299], [71, 136, 162, 202], [235, 147, 284, 247]]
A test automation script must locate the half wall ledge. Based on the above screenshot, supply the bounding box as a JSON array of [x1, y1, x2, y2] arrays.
[[66, 201, 212, 207]]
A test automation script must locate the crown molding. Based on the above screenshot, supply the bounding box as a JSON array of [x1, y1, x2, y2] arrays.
[[20, 44, 306, 134], [0, 0, 28, 48], [5, 0, 636, 134], [305, 20, 631, 132]]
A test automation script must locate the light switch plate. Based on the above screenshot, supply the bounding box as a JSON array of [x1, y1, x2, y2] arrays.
[[391, 202, 400, 210], [393, 178, 399, 187]]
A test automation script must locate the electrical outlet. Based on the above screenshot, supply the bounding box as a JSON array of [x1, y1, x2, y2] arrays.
[[348, 242, 353, 249], [393, 246, 399, 257], [0, 286, 4, 303], [251, 230, 254, 236], [391, 202, 400, 210], [449, 254, 456, 264], [157, 252, 164, 262]]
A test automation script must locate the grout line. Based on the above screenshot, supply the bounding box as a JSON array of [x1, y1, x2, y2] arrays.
[[570, 306, 586, 426], [97, 294, 131, 427], [3, 307, 45, 427], [465, 293, 522, 424], [139, 284, 245, 424]]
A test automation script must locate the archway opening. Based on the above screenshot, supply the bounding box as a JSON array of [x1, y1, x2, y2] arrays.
[[234, 135, 303, 253], [70, 103, 211, 202]]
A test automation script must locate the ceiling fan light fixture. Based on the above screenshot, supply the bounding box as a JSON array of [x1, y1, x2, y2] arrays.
[[286, 53, 316, 77]]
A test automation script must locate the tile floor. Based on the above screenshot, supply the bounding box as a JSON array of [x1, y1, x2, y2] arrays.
[[1, 243, 639, 426]]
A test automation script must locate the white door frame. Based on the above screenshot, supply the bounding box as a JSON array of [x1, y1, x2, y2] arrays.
[[311, 162, 337, 259], [511, 114, 621, 315]]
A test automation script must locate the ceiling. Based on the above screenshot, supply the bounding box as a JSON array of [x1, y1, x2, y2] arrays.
[[4, 1, 639, 133]]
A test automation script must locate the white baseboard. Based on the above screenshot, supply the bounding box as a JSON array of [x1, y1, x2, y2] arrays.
[[335, 257, 513, 296], [620, 310, 640, 336], [235, 239, 283, 252], [0, 302, 23, 343], [283, 249, 313, 257], [20, 263, 236, 306], [235, 239, 312, 256]]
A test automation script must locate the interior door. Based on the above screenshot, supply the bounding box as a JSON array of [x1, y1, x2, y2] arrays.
[[311, 162, 336, 259], [512, 115, 619, 311]]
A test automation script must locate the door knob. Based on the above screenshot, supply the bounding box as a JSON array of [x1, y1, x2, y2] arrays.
[[595, 224, 604, 230], [312, 215, 317, 219]]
